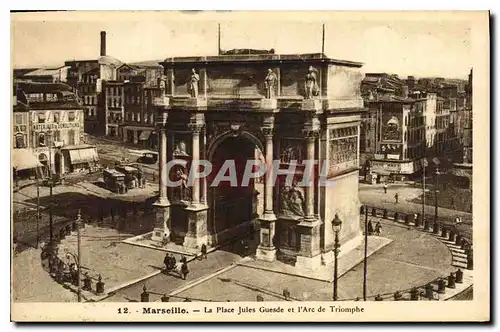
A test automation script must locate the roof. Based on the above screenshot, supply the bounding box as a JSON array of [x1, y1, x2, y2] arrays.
[[162, 52, 364, 67], [98, 55, 123, 67], [23, 66, 70, 77], [13, 68, 40, 78], [128, 60, 163, 69], [15, 81, 73, 94]]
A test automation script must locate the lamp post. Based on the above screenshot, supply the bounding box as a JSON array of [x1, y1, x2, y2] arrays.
[[47, 129, 54, 243], [331, 214, 343, 301], [434, 167, 440, 225]]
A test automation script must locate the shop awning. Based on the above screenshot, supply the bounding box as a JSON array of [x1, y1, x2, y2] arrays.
[[12, 149, 42, 170], [68, 147, 99, 165], [139, 130, 152, 141]]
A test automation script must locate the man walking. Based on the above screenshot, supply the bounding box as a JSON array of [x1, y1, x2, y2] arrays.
[[181, 262, 189, 280], [394, 193, 399, 204], [200, 243, 208, 260], [383, 183, 388, 194]]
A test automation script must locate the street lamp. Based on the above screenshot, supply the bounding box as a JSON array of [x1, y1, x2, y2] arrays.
[[434, 167, 441, 227], [331, 214, 343, 301], [46, 129, 54, 243]]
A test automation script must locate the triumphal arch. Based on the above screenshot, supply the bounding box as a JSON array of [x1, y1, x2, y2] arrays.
[[151, 50, 365, 269]]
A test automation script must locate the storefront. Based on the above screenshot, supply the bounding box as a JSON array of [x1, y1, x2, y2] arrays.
[[12, 149, 43, 185], [370, 160, 415, 183], [61, 145, 100, 173]]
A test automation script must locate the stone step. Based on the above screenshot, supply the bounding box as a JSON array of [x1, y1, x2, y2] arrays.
[[450, 251, 467, 259], [453, 256, 468, 263], [452, 262, 468, 269]]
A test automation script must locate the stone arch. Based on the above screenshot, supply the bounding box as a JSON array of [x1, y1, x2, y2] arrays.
[[207, 130, 264, 162]]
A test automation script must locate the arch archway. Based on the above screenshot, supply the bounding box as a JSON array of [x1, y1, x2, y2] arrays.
[[207, 131, 264, 244]]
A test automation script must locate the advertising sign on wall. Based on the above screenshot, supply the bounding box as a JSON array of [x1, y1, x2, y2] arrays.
[[382, 111, 402, 142]]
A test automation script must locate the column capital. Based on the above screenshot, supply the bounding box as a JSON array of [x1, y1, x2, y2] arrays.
[[261, 127, 274, 138], [302, 128, 320, 139], [188, 123, 204, 134]]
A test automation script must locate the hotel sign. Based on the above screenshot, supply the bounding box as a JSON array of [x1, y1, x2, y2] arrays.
[[32, 122, 81, 131]]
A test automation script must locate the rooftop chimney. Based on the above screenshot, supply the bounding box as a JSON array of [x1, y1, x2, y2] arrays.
[[100, 31, 106, 56]]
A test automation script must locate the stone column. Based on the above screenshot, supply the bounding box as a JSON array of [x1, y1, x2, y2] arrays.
[[256, 117, 277, 262], [200, 128, 207, 205], [303, 129, 317, 221], [183, 116, 209, 249], [295, 124, 323, 270], [152, 110, 171, 242], [167, 69, 175, 96]]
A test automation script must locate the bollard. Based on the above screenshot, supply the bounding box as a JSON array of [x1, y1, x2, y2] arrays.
[[437, 278, 446, 294], [393, 291, 403, 301], [448, 230, 455, 242], [441, 227, 448, 238], [410, 287, 419, 301], [374, 294, 383, 301], [256, 295, 264, 302], [455, 269, 463, 283], [141, 285, 150, 302], [96, 275, 105, 294], [371, 208, 377, 217], [161, 295, 170, 302], [83, 274, 92, 291], [423, 218, 430, 231], [447, 273, 456, 289], [433, 221, 440, 234], [394, 212, 399, 222], [455, 235, 462, 246], [415, 214, 421, 227], [405, 214, 411, 225], [383, 209, 388, 219], [425, 284, 434, 300], [467, 249, 473, 270]]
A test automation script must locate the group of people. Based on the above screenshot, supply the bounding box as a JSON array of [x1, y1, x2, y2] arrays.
[[163, 253, 190, 280], [367, 220, 383, 236]]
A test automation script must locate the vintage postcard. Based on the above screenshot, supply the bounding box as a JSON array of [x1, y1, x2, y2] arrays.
[[10, 10, 490, 322]]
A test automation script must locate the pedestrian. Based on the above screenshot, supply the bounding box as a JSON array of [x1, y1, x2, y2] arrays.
[[181, 262, 189, 280], [394, 193, 399, 204], [163, 253, 170, 270], [367, 220, 374, 236], [383, 183, 388, 194], [375, 222, 382, 236], [200, 244, 207, 260], [180, 255, 187, 264]]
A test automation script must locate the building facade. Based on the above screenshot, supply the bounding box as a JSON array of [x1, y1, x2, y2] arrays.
[[12, 82, 98, 182]]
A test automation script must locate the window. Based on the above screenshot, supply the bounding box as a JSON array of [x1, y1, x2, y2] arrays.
[[38, 113, 46, 123], [68, 129, 75, 145], [53, 130, 60, 142], [53, 112, 60, 123], [136, 113, 141, 122], [38, 133, 46, 147], [14, 134, 25, 149], [131, 113, 135, 122], [68, 112, 75, 122], [15, 113, 23, 124]]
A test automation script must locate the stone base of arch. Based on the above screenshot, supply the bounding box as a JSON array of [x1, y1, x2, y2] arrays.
[[182, 204, 209, 249]]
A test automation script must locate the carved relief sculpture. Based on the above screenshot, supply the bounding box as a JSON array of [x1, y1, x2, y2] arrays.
[[172, 165, 191, 202], [280, 140, 304, 164], [264, 69, 277, 99], [188, 68, 200, 98], [279, 183, 305, 218], [173, 141, 189, 156], [305, 66, 319, 99]]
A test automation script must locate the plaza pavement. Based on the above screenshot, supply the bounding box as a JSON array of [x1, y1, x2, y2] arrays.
[[171, 218, 458, 302], [359, 182, 472, 238]]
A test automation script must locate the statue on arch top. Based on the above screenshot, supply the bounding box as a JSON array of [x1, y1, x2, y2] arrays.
[[188, 68, 200, 98], [264, 69, 278, 99], [304, 66, 319, 99]]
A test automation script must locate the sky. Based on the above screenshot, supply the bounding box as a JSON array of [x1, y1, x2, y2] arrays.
[[11, 11, 475, 78]]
